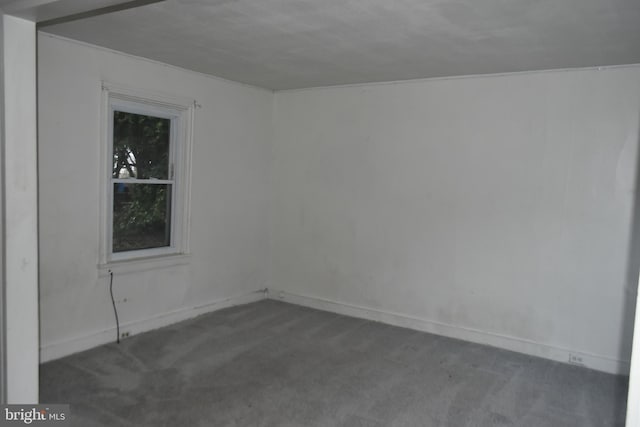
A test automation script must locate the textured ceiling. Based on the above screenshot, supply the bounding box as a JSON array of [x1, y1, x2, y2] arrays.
[[41, 0, 640, 90]]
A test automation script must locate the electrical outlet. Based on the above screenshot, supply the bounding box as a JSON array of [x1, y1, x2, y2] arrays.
[[120, 331, 130, 339], [568, 354, 584, 366], [279, 291, 285, 299]]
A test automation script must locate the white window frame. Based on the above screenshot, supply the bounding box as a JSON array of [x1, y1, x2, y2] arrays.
[[99, 82, 194, 267]]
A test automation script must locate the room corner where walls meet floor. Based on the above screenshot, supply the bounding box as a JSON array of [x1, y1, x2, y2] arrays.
[[42, 287, 630, 376]]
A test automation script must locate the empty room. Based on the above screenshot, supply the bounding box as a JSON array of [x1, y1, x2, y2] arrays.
[[1, 0, 640, 425]]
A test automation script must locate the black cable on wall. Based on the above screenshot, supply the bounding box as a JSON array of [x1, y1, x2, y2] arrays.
[[109, 270, 120, 344]]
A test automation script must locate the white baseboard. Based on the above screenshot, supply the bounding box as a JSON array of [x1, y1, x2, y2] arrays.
[[41, 287, 629, 375], [40, 290, 266, 363], [268, 289, 629, 375]]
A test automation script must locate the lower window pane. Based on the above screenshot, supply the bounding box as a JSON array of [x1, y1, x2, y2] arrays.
[[113, 183, 172, 252]]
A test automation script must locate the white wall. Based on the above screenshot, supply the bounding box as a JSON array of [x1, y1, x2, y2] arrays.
[[271, 67, 640, 374], [37, 34, 273, 361], [2, 15, 39, 402], [38, 32, 640, 374], [627, 279, 640, 425]]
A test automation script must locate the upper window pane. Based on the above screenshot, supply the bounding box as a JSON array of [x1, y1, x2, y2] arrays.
[[113, 111, 170, 180]]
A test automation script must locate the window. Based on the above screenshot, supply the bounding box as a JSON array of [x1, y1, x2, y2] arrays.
[[101, 84, 193, 265]]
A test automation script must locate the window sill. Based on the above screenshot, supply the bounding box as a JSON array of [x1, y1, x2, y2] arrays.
[[98, 253, 191, 277]]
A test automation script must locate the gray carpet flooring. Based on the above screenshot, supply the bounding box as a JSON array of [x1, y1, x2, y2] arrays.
[[40, 299, 628, 426]]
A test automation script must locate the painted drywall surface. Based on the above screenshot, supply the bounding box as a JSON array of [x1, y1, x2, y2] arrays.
[[38, 32, 640, 374], [271, 67, 640, 371], [37, 34, 273, 358], [3, 15, 39, 402]]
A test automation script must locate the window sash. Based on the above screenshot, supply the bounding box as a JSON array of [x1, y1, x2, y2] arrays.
[[107, 101, 179, 261]]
